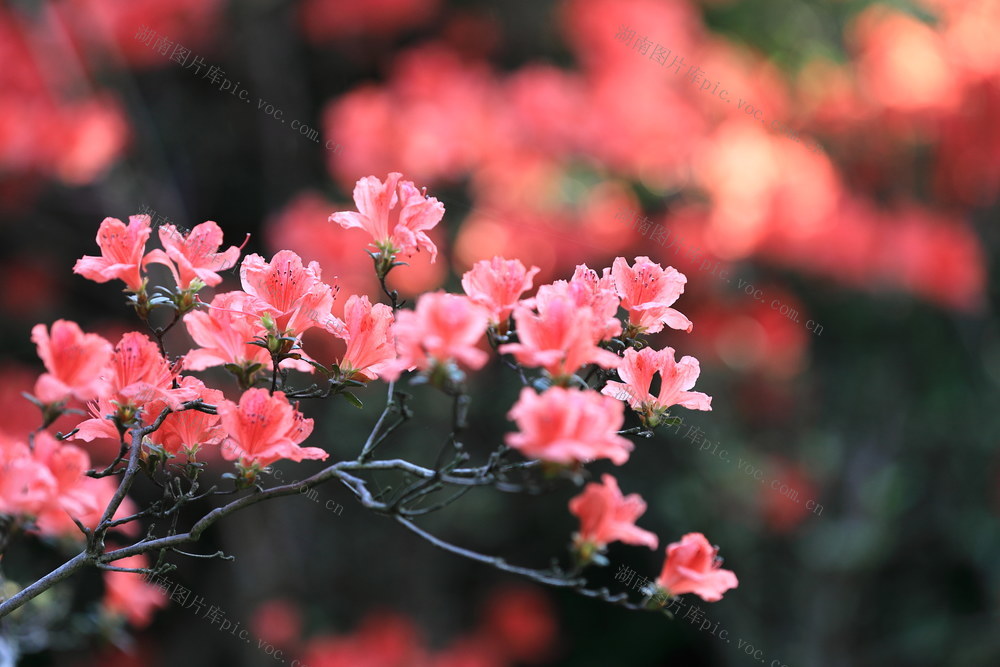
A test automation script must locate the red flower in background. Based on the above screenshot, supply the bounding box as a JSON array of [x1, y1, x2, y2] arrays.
[[477, 586, 557, 664], [0, 431, 135, 537], [298, 0, 441, 43], [58, 0, 224, 69], [682, 287, 810, 380], [322, 45, 503, 186], [0, 441, 55, 518], [850, 6, 959, 116], [251, 599, 303, 650], [298, 587, 557, 666], [760, 457, 819, 533], [302, 613, 430, 667], [0, 9, 129, 194], [30, 432, 135, 536], [102, 554, 167, 627]]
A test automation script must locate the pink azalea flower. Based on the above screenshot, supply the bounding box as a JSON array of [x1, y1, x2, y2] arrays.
[[0, 443, 56, 517], [611, 256, 692, 334], [145, 377, 225, 456], [70, 397, 124, 444], [656, 532, 739, 602], [31, 320, 113, 403], [0, 433, 136, 537], [184, 291, 271, 371], [108, 332, 198, 412], [569, 474, 658, 552], [240, 250, 337, 337], [103, 554, 168, 627], [73, 214, 152, 291], [531, 265, 622, 341], [41, 473, 137, 538], [329, 172, 445, 261], [499, 295, 620, 380], [30, 433, 117, 536], [461, 256, 540, 327], [324, 295, 396, 381], [601, 346, 711, 425], [383, 292, 489, 380], [218, 389, 327, 468], [143, 221, 243, 290], [505, 387, 633, 466]]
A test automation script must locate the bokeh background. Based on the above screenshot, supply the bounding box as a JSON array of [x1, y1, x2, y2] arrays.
[[1, 0, 999, 665]]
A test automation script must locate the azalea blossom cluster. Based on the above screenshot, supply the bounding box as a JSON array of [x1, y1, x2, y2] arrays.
[[335, 175, 734, 604], [1, 172, 734, 639]]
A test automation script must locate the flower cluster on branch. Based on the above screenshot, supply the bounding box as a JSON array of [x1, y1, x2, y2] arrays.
[[0, 172, 735, 637]]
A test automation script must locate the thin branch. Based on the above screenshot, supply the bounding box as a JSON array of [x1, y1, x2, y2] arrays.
[[358, 380, 398, 461]]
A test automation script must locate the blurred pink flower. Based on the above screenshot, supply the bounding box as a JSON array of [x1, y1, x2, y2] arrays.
[[478, 586, 557, 664], [0, 443, 56, 518], [302, 613, 430, 667], [461, 256, 540, 328], [0, 431, 136, 537], [102, 554, 167, 627], [298, 0, 440, 42], [505, 387, 632, 466], [251, 599, 303, 649], [384, 292, 488, 380], [31, 320, 112, 403], [531, 264, 622, 341], [569, 474, 658, 551], [499, 294, 620, 380], [656, 532, 738, 602]]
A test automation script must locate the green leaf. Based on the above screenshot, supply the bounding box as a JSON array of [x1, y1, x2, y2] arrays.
[[341, 392, 364, 409], [304, 359, 330, 375]]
